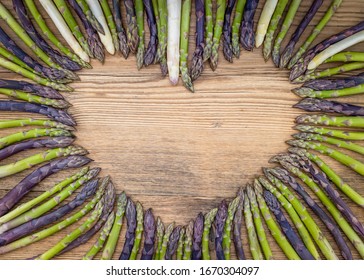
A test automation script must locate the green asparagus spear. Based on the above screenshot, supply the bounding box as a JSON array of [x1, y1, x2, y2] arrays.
[[135, 0, 145, 70], [176, 227, 185, 260], [295, 125, 364, 141], [153, 217, 164, 259], [182, 220, 193, 260], [129, 202, 144, 259], [202, 208, 217, 260], [203, 0, 213, 61], [99, 0, 120, 52], [222, 196, 240, 260], [296, 114, 364, 128], [159, 222, 174, 260], [180, 0, 193, 92], [231, 0, 247, 58]]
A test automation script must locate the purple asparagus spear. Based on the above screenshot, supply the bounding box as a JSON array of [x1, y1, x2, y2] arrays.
[[119, 198, 137, 260], [215, 200, 228, 260], [240, 0, 260, 51], [191, 212, 204, 260], [112, 0, 129, 58], [143, 0, 158, 66], [165, 225, 181, 260], [233, 188, 246, 260], [190, 0, 204, 81], [223, 0, 237, 62], [141, 208, 156, 260], [303, 73, 364, 91]]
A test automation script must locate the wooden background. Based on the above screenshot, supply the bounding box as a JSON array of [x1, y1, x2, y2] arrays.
[[0, 0, 363, 260]]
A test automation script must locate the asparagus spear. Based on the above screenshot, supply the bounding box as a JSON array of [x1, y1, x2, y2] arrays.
[[0, 101, 76, 126], [124, 0, 139, 54], [254, 181, 301, 260], [295, 114, 364, 128], [247, 185, 273, 260], [288, 0, 343, 69], [295, 82, 364, 99], [0, 89, 70, 109], [159, 222, 174, 260], [112, 0, 129, 58], [153, 217, 164, 259], [263, 190, 314, 259], [0, 155, 90, 217], [231, 0, 247, 58], [140, 208, 156, 260], [135, 0, 145, 70], [0, 137, 74, 161], [325, 51, 364, 63], [272, 0, 301, 66], [75, 0, 105, 34], [260, 174, 335, 260], [0, 177, 107, 255], [0, 166, 88, 225], [214, 200, 228, 260], [222, 0, 236, 63], [85, 0, 115, 55], [143, 0, 158, 66], [222, 196, 240, 260], [280, 0, 324, 68], [262, 0, 289, 61], [302, 73, 364, 91], [270, 157, 364, 258], [192, 212, 204, 260], [0, 79, 63, 100], [183, 220, 193, 260], [0, 128, 72, 149], [83, 212, 115, 260], [0, 45, 35, 73], [12, 0, 81, 72], [287, 139, 364, 176], [289, 147, 364, 207], [67, 0, 105, 63], [0, 118, 72, 130], [99, 0, 120, 52], [203, 0, 213, 61], [23, 0, 89, 68], [255, 0, 278, 48], [240, 0, 259, 51], [180, 0, 193, 92], [290, 21, 364, 81], [165, 225, 181, 260], [157, 0, 168, 75], [0, 178, 99, 246], [233, 188, 246, 260], [176, 227, 185, 260], [151, 0, 161, 63], [295, 124, 364, 141], [293, 133, 364, 156], [189, 0, 204, 82], [167, 0, 181, 84], [202, 208, 217, 260], [119, 198, 137, 260], [243, 189, 263, 260], [266, 167, 353, 260]]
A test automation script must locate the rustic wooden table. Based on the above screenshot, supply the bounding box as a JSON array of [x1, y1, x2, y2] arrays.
[[0, 0, 363, 259]]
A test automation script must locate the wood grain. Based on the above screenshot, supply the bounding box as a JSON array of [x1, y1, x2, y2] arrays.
[[0, 0, 363, 260]]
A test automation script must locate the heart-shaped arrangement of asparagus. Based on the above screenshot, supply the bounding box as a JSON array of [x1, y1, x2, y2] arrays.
[[0, 0, 363, 260]]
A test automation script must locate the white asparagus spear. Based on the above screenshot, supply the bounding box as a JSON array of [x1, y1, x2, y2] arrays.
[[308, 30, 364, 70], [85, 0, 115, 55], [167, 0, 182, 85], [39, 0, 90, 62], [255, 0, 279, 48]]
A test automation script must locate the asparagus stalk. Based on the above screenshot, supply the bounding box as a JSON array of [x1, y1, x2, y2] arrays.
[[124, 0, 139, 54], [303, 73, 364, 91], [0, 177, 108, 255], [295, 114, 364, 128], [325, 51, 364, 63], [270, 157, 364, 258], [254, 181, 301, 260], [119, 198, 137, 260], [295, 124, 364, 141], [141, 208, 156, 260], [280, 0, 323, 68], [0, 155, 91, 217], [0, 178, 99, 246], [192, 212, 204, 260], [288, 0, 343, 69], [157, 0, 168, 75], [135, 0, 145, 70], [255, 0, 278, 48], [247, 185, 273, 260], [159, 222, 174, 260], [233, 188, 246, 260], [165, 226, 181, 260], [0, 137, 74, 161], [99, 0, 120, 52], [167, 0, 181, 84], [289, 147, 364, 207], [183, 220, 193, 260], [85, 0, 115, 55], [203, 0, 213, 61], [266, 167, 353, 260], [176, 227, 185, 260], [152, 0, 161, 63], [243, 189, 263, 260], [240, 0, 259, 51], [75, 0, 105, 34], [0, 79, 63, 100], [290, 21, 364, 81], [153, 217, 164, 259], [180, 0, 193, 92], [143, 0, 158, 66], [214, 200, 228, 260], [231, 0, 247, 58], [272, 0, 301, 66], [222, 0, 236, 63], [12, 0, 81, 72], [0, 45, 34, 74], [202, 208, 217, 260], [0, 166, 88, 225], [263, 190, 314, 259], [0, 100, 76, 126], [112, 0, 129, 58], [222, 196, 240, 260], [67, 0, 105, 63], [260, 174, 334, 260], [190, 0, 204, 82], [262, 0, 289, 61], [83, 212, 115, 260]]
